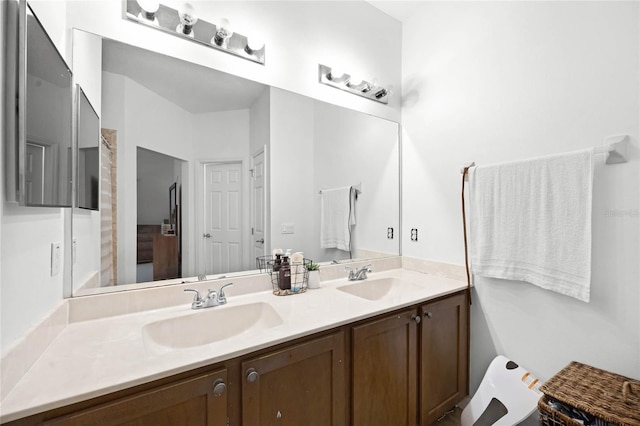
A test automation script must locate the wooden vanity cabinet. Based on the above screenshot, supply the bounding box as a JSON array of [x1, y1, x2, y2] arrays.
[[351, 291, 469, 426], [241, 332, 347, 426], [41, 368, 228, 425], [420, 291, 469, 425], [352, 309, 419, 426]]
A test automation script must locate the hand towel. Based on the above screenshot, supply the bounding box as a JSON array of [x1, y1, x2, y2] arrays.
[[468, 149, 594, 302], [320, 187, 356, 251]]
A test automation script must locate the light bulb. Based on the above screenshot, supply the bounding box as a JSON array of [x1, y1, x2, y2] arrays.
[[176, 3, 198, 37], [244, 32, 265, 55], [211, 18, 234, 47], [137, 0, 160, 22]]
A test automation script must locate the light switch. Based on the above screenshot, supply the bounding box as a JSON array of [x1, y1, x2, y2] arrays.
[[51, 242, 61, 276], [281, 223, 295, 234], [72, 239, 77, 265]]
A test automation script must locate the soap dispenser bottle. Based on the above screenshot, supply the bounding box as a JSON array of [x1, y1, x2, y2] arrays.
[[279, 256, 291, 290]]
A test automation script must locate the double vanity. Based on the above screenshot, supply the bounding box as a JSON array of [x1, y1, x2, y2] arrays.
[[1, 259, 470, 425]]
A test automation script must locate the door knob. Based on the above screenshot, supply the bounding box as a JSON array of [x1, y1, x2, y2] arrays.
[[212, 379, 226, 396], [411, 314, 421, 324], [246, 368, 259, 383], [256, 238, 264, 244], [424, 311, 433, 319], [203, 233, 211, 238]]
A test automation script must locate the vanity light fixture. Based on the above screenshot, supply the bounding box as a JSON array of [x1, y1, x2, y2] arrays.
[[318, 64, 390, 104], [124, 0, 266, 65]]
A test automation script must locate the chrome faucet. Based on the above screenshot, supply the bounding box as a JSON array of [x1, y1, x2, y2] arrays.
[[346, 265, 372, 281], [184, 283, 234, 309]]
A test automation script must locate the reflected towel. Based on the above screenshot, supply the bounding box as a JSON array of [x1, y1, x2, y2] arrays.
[[320, 187, 356, 251], [468, 149, 594, 302]]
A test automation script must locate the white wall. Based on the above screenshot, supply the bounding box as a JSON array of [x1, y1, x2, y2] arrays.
[[401, 1, 640, 412], [269, 89, 316, 256], [1, 1, 69, 352]]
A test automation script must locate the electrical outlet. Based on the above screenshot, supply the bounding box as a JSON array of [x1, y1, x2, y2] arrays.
[[387, 227, 394, 239], [51, 242, 61, 276], [410, 228, 418, 242]]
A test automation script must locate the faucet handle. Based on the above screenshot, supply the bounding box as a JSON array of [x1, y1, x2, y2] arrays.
[[345, 266, 356, 280], [217, 283, 234, 303], [184, 289, 204, 307]]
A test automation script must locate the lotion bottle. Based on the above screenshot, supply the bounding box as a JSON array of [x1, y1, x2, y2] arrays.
[[279, 256, 291, 290]]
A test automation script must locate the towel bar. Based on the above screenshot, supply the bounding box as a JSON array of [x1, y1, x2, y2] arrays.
[[461, 134, 630, 180]]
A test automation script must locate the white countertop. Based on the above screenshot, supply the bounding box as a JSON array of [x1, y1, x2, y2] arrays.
[[0, 268, 467, 423]]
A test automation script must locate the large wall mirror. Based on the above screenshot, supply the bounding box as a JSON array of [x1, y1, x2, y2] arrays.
[[71, 30, 400, 296]]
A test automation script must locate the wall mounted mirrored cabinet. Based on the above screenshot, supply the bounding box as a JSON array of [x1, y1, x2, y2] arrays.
[[4, 0, 73, 207]]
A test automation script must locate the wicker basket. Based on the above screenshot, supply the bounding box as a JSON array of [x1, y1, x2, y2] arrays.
[[538, 361, 640, 426]]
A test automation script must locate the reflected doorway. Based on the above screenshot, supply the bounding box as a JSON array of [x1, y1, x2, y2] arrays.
[[202, 161, 244, 275], [136, 148, 185, 282]]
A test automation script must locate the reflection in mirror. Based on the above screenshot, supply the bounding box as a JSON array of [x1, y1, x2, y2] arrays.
[[77, 86, 99, 210], [4, 2, 73, 206], [71, 30, 399, 297]]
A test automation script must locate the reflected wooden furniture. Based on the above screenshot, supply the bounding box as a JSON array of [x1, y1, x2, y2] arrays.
[[152, 234, 179, 280]]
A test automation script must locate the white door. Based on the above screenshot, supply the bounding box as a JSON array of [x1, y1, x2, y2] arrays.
[[251, 150, 266, 267], [204, 162, 243, 274]]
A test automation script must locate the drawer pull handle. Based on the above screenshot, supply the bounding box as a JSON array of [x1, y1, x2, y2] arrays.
[[411, 314, 421, 324], [424, 311, 433, 319], [246, 368, 259, 383], [212, 379, 226, 396]]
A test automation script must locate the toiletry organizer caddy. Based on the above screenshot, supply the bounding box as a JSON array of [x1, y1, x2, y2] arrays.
[[538, 361, 640, 426], [267, 258, 312, 296]]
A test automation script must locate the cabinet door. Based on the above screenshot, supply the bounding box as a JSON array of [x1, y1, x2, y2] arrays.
[[45, 369, 228, 426], [242, 332, 346, 426], [420, 292, 469, 425], [352, 309, 419, 426]]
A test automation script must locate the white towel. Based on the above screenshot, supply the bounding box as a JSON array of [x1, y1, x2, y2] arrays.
[[468, 149, 594, 302], [320, 187, 356, 251]]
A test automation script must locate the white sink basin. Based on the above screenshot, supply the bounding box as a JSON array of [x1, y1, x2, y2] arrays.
[[336, 277, 422, 301], [143, 302, 283, 349]]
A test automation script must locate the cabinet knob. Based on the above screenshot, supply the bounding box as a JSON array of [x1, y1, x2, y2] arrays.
[[246, 368, 259, 383], [411, 314, 421, 324], [212, 379, 226, 396], [424, 311, 433, 319]]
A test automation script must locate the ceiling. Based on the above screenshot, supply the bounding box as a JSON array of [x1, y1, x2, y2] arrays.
[[102, 39, 267, 114], [367, 1, 422, 23]]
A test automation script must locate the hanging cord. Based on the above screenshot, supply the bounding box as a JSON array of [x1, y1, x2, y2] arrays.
[[461, 167, 472, 306]]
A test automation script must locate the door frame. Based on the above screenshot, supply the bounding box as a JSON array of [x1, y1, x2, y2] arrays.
[[195, 158, 250, 275], [250, 146, 268, 264]]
